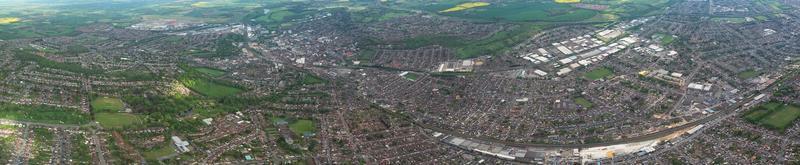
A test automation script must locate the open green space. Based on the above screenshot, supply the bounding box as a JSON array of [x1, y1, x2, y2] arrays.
[[402, 72, 421, 81], [181, 77, 244, 97], [91, 97, 124, 112], [737, 69, 760, 79], [289, 119, 316, 136], [143, 146, 176, 160], [760, 105, 800, 130], [13, 49, 102, 74], [754, 15, 769, 21], [350, 8, 411, 23], [300, 74, 326, 85], [194, 67, 226, 77], [178, 64, 244, 97], [574, 97, 593, 108], [584, 67, 614, 80], [270, 116, 316, 136], [0, 103, 89, 124], [95, 112, 142, 129], [432, 1, 599, 22], [393, 23, 545, 59], [744, 102, 800, 131], [654, 33, 676, 45]]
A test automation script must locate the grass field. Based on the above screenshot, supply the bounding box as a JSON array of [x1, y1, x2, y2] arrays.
[[181, 78, 243, 97], [744, 102, 800, 131], [301, 74, 326, 85], [584, 67, 614, 80], [754, 16, 768, 21], [574, 97, 593, 108], [737, 69, 760, 79], [0, 103, 89, 124], [91, 97, 124, 112], [761, 105, 800, 130], [143, 146, 176, 160], [654, 33, 676, 45], [95, 112, 142, 129], [427, 1, 598, 22], [403, 72, 420, 81], [440, 2, 491, 13], [289, 119, 315, 136], [394, 23, 545, 59], [194, 67, 226, 77]]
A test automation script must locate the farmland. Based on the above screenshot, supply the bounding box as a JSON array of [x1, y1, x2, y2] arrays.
[[0, 17, 20, 24], [440, 2, 491, 13]]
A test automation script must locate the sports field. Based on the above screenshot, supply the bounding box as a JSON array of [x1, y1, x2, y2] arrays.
[[584, 67, 614, 80], [744, 102, 800, 131], [143, 146, 176, 160], [737, 69, 759, 79], [181, 78, 243, 97], [95, 112, 142, 129], [654, 33, 676, 45], [91, 97, 124, 112], [403, 73, 420, 81], [289, 119, 316, 136], [574, 97, 593, 108]]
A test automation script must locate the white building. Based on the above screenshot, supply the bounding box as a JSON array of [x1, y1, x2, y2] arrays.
[[172, 136, 191, 153]]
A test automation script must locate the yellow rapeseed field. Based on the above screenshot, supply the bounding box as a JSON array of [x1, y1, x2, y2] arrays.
[[191, 2, 211, 7], [554, 0, 581, 3], [440, 2, 490, 13], [0, 17, 20, 24]]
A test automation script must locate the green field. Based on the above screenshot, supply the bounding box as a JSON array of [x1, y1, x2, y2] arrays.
[[584, 67, 614, 80], [744, 102, 800, 131], [271, 116, 316, 136], [143, 146, 176, 160], [91, 97, 125, 112], [395, 23, 545, 59], [289, 119, 316, 136], [194, 67, 226, 77], [737, 69, 760, 79], [95, 112, 142, 129], [574, 97, 593, 108], [403, 72, 421, 81], [654, 33, 676, 45], [300, 74, 326, 85], [0, 103, 89, 124], [181, 77, 243, 97], [432, 1, 599, 22]]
